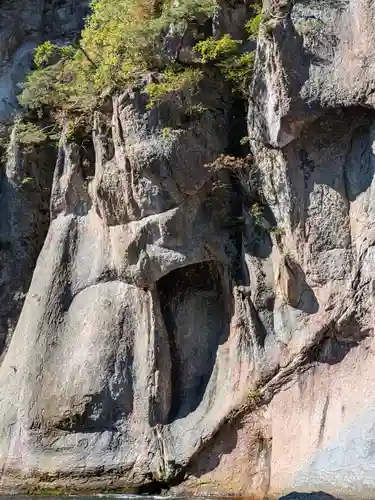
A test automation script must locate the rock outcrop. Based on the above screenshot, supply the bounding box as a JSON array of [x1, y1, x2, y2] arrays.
[[0, 0, 375, 499], [0, 0, 88, 352]]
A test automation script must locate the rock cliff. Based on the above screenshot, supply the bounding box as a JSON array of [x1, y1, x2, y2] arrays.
[[0, 0, 375, 499]]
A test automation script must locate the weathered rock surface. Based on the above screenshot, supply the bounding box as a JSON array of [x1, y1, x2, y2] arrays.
[[0, 0, 88, 352], [0, 0, 375, 499], [0, 125, 55, 353], [0, 0, 88, 122]]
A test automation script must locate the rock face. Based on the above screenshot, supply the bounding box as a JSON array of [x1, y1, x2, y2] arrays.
[[0, 0, 88, 352], [0, 0, 375, 499], [0, 0, 88, 122]]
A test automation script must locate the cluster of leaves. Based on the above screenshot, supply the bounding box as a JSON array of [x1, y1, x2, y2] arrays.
[[249, 201, 265, 227], [18, 0, 265, 138], [192, 1, 262, 96], [194, 34, 238, 63], [19, 41, 97, 137], [295, 17, 325, 38], [245, 2, 263, 40], [145, 67, 202, 108], [220, 51, 255, 96], [194, 34, 255, 96], [15, 120, 60, 154], [0, 125, 10, 162], [147, 1, 263, 103], [16, 122, 49, 146], [19, 0, 217, 115]]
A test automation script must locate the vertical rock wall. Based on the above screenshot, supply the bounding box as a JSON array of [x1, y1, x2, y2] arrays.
[[0, 0, 88, 352], [0, 0, 375, 499]]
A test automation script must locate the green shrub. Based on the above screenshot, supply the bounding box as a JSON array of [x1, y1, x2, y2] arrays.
[[269, 226, 285, 237], [14, 120, 61, 154], [184, 102, 207, 119], [161, 127, 172, 138], [19, 47, 96, 116], [250, 202, 265, 227], [34, 42, 76, 69], [19, 0, 218, 115], [34, 41, 58, 68], [194, 34, 238, 63], [16, 121, 49, 146], [218, 51, 255, 96], [145, 67, 202, 108], [245, 2, 262, 40], [194, 34, 255, 97], [295, 18, 324, 37], [0, 125, 10, 160], [162, 0, 217, 22], [19, 62, 64, 110], [19, 0, 261, 117]]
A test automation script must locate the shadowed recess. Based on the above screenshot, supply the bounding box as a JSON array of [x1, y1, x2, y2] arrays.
[[157, 261, 230, 422]]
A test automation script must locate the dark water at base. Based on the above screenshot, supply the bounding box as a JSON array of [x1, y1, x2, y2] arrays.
[[0, 496, 244, 500], [0, 497, 190, 500], [0, 497, 232, 500]]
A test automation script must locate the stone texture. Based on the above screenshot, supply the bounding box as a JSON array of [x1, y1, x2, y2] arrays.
[[0, 0, 88, 122], [169, 0, 375, 497], [0, 76, 245, 488], [0, 0, 375, 499], [0, 125, 55, 353], [0, 0, 88, 353]]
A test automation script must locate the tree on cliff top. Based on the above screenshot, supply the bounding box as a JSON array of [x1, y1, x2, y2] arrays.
[[19, 0, 262, 124]]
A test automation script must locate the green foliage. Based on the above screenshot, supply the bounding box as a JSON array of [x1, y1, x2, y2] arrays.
[[19, 0, 261, 116], [81, 0, 154, 90], [19, 47, 97, 117], [194, 34, 238, 63], [34, 42, 76, 70], [269, 226, 285, 237], [78, 0, 216, 90], [250, 202, 264, 227], [22, 487, 67, 496], [194, 34, 255, 97], [161, 126, 172, 138], [21, 177, 35, 187], [34, 41, 57, 68], [218, 51, 255, 96], [0, 125, 10, 161], [245, 2, 263, 40], [20, 0, 218, 115], [145, 67, 202, 108], [183, 102, 207, 120], [19, 63, 64, 110], [16, 121, 49, 146], [14, 120, 60, 154]]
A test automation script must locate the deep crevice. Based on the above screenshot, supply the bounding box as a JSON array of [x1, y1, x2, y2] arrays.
[[157, 261, 230, 423], [225, 96, 249, 284]]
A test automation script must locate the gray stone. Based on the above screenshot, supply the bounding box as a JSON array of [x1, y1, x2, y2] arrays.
[[1, 0, 375, 498], [0, 0, 88, 123], [0, 73, 238, 489], [0, 0, 88, 352]]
